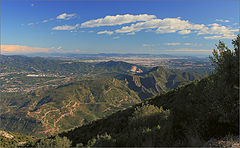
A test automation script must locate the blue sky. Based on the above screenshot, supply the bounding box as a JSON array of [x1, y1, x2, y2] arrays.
[[1, 0, 239, 56]]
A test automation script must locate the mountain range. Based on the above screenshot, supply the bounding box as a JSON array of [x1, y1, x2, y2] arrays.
[[0, 55, 202, 136]]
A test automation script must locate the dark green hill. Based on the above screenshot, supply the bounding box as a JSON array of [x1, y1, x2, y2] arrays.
[[0, 55, 93, 74], [30, 36, 239, 147], [116, 66, 201, 100], [94, 60, 148, 74], [0, 55, 147, 74]]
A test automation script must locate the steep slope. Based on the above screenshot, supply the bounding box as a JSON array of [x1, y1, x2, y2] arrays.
[[0, 78, 141, 136], [31, 36, 239, 147], [50, 71, 238, 147], [94, 60, 147, 74], [0, 64, 201, 136], [116, 66, 201, 99]]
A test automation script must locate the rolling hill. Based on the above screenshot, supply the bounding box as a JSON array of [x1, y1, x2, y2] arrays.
[[28, 35, 239, 147], [0, 77, 141, 136], [0, 61, 201, 136]]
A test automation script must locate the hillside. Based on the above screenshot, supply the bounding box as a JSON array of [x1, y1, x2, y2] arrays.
[[0, 55, 147, 75], [0, 63, 200, 136], [29, 36, 239, 147], [116, 66, 201, 99], [0, 55, 93, 74], [0, 130, 36, 147], [0, 77, 141, 136]]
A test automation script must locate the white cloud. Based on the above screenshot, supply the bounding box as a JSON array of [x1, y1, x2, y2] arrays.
[[114, 17, 237, 39], [56, 13, 76, 20], [27, 22, 34, 26], [52, 24, 79, 30], [97, 30, 114, 35], [198, 23, 238, 39], [115, 17, 204, 34], [81, 14, 156, 28], [178, 30, 191, 34], [166, 43, 181, 46], [216, 19, 230, 23], [42, 20, 48, 23]]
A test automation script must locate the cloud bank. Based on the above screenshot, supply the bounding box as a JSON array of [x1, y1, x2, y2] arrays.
[[50, 13, 238, 39], [2, 45, 50, 54], [81, 14, 156, 28]]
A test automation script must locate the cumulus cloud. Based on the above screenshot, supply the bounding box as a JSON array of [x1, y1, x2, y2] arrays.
[[97, 30, 114, 35], [197, 23, 238, 39], [166, 43, 181, 46], [56, 13, 77, 20], [216, 19, 230, 23], [52, 24, 79, 30], [81, 14, 156, 28], [115, 17, 204, 34], [114, 17, 237, 39], [1, 45, 50, 54]]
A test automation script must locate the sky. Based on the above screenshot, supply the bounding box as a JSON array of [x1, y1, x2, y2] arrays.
[[1, 0, 239, 56]]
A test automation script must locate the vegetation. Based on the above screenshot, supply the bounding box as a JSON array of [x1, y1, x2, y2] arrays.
[[0, 63, 199, 136], [0, 130, 36, 147], [29, 35, 239, 147]]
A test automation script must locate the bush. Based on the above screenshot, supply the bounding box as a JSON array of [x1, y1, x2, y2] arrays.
[[37, 136, 72, 148]]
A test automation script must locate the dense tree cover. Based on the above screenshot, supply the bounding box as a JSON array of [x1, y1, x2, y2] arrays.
[[116, 66, 201, 99], [29, 35, 239, 147]]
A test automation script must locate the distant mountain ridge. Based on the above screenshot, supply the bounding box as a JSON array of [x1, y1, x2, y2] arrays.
[[0, 55, 147, 74]]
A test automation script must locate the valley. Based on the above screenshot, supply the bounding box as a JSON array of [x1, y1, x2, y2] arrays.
[[0, 54, 205, 136]]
